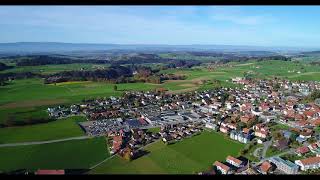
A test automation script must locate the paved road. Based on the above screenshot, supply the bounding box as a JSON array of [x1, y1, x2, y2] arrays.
[[253, 147, 263, 158], [253, 148, 295, 166], [262, 139, 273, 158], [0, 136, 91, 148]]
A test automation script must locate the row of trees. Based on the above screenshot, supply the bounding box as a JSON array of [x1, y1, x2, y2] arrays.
[[44, 65, 133, 84]]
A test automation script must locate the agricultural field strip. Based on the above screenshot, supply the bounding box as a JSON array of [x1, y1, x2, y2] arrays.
[[0, 136, 90, 148]]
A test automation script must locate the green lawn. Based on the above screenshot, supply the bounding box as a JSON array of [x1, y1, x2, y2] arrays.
[[0, 137, 109, 172], [0, 116, 86, 144], [270, 123, 291, 132], [147, 127, 161, 134], [90, 131, 244, 174], [0, 106, 50, 126], [265, 146, 282, 158], [242, 143, 264, 162], [0, 78, 157, 106]]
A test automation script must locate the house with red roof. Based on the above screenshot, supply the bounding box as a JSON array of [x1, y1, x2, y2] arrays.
[[258, 161, 273, 174], [226, 156, 244, 168], [311, 118, 320, 127], [296, 146, 310, 156], [303, 111, 317, 119], [295, 156, 320, 171], [214, 161, 231, 174], [111, 135, 123, 154]]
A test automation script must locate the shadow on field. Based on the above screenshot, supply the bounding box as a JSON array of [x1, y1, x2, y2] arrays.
[[132, 149, 151, 160]]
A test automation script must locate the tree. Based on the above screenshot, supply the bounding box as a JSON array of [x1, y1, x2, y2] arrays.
[[113, 85, 118, 91], [123, 150, 132, 161]]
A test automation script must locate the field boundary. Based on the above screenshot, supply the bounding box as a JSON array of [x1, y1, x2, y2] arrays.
[[0, 136, 90, 147]]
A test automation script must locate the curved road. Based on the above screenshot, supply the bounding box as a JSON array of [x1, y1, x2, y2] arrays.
[[0, 136, 91, 148]]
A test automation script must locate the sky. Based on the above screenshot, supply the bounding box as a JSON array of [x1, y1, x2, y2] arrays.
[[0, 6, 320, 47]]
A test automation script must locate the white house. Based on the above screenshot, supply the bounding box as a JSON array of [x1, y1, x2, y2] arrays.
[[205, 122, 217, 130], [226, 156, 244, 168]]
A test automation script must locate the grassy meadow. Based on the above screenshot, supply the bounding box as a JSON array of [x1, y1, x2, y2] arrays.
[[90, 131, 244, 174], [0, 137, 109, 172], [0, 116, 86, 144], [0, 63, 110, 75]]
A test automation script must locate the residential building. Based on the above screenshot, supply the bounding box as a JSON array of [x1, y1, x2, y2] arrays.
[[258, 161, 273, 174], [270, 157, 299, 174], [226, 156, 244, 168], [295, 156, 320, 171], [205, 122, 217, 130], [296, 146, 310, 156], [214, 161, 231, 174]]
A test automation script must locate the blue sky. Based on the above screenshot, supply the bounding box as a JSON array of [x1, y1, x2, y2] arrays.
[[0, 6, 320, 47]]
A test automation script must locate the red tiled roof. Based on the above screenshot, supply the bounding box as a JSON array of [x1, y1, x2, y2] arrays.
[[226, 156, 242, 165], [35, 170, 65, 175], [214, 161, 230, 172], [113, 135, 123, 142], [299, 157, 320, 166], [295, 114, 306, 121], [311, 119, 320, 126], [296, 121, 308, 127], [303, 111, 316, 117], [296, 146, 310, 154], [260, 161, 272, 173]]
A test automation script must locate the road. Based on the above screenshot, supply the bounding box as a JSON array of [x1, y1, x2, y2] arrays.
[[253, 148, 295, 166], [0, 136, 90, 148], [262, 139, 273, 158]]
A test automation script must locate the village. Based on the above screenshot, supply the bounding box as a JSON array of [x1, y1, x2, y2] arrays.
[[47, 77, 320, 175]]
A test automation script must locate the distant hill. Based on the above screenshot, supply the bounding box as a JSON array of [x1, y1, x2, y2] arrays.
[[0, 42, 317, 55], [300, 51, 320, 56]]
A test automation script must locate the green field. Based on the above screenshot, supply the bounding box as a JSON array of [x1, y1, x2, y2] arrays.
[[0, 78, 158, 124], [0, 78, 157, 107], [270, 123, 291, 132], [0, 116, 86, 144], [0, 106, 50, 126], [0, 63, 110, 75], [90, 131, 244, 174], [0, 137, 109, 172], [147, 127, 161, 133]]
